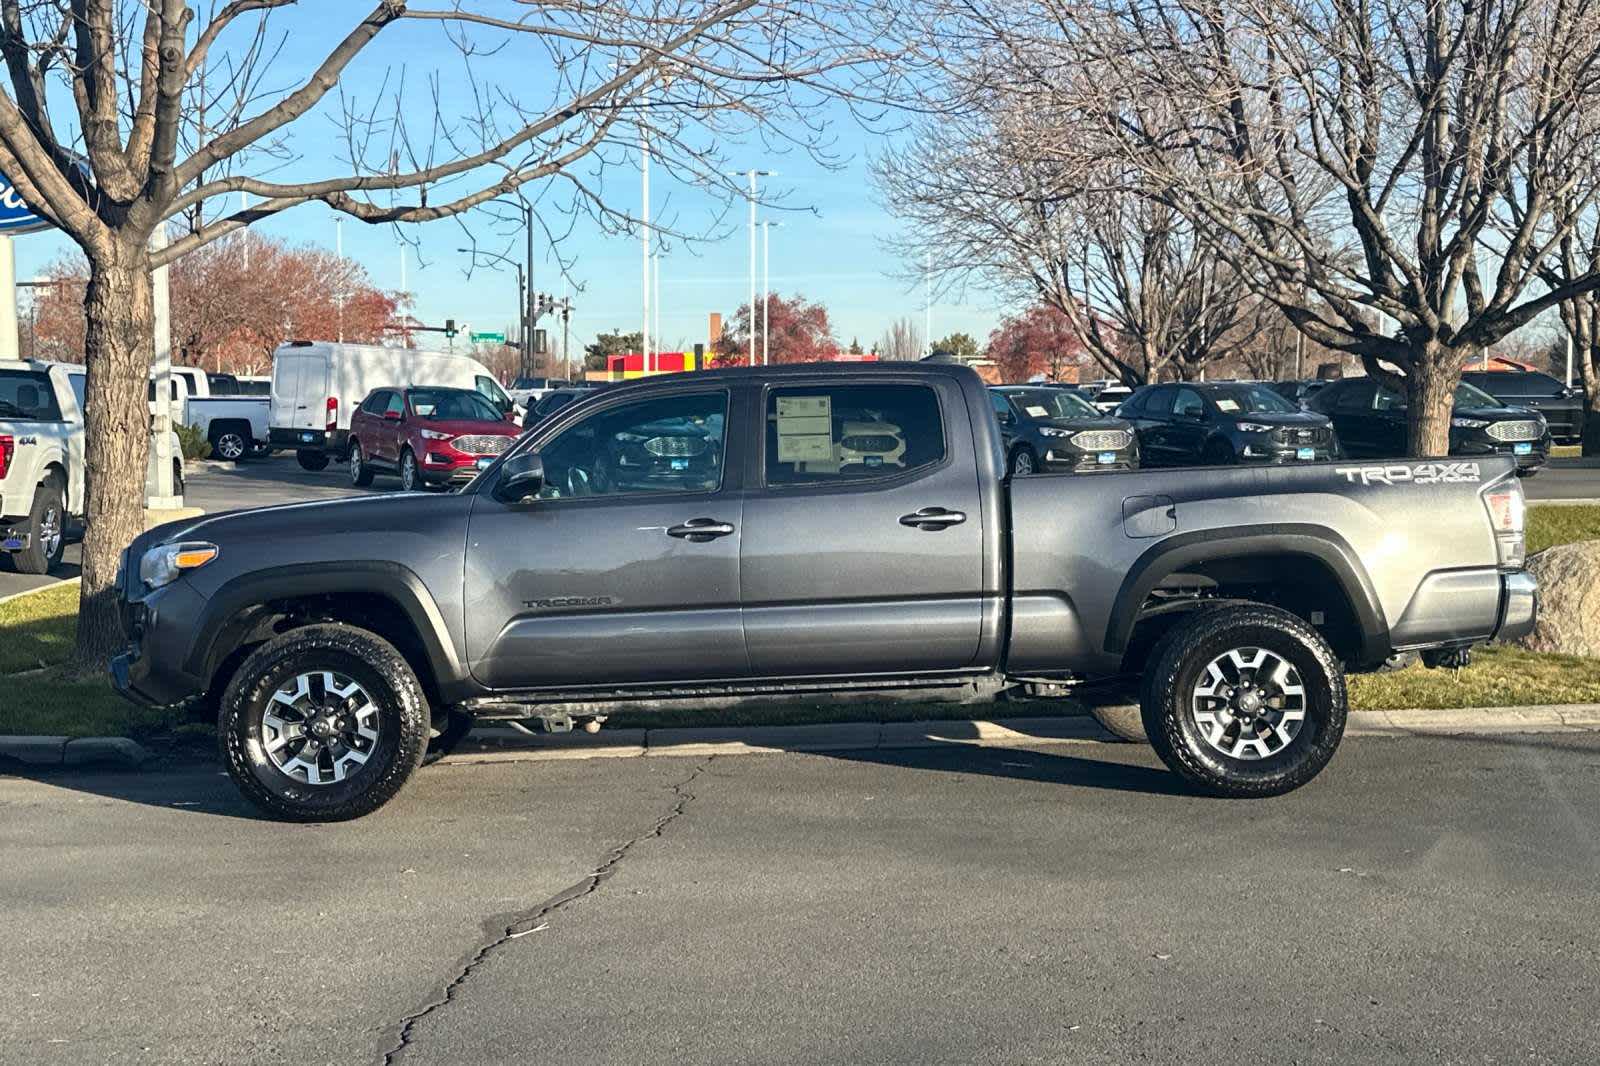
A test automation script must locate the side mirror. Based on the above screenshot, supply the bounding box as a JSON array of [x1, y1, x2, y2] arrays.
[[998, 410, 1015, 426], [384, 410, 402, 422], [495, 451, 544, 502]]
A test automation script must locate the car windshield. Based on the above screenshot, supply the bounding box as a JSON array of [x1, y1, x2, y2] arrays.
[[1209, 385, 1299, 414], [1005, 389, 1100, 420], [408, 389, 502, 421], [1455, 381, 1502, 408]]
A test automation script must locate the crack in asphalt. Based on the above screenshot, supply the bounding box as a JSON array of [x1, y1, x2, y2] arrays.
[[377, 760, 711, 1065]]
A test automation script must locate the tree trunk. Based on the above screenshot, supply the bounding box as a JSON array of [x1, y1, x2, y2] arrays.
[[1584, 340, 1600, 457], [1407, 356, 1456, 457], [73, 244, 155, 669]]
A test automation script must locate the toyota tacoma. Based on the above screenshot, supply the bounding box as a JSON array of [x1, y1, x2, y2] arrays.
[[111, 363, 1537, 820]]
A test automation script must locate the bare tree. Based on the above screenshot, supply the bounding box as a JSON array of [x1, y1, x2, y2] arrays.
[[876, 316, 922, 359], [874, 77, 1260, 386], [0, 1, 905, 661], [913, 0, 1600, 452], [1542, 198, 1600, 453]]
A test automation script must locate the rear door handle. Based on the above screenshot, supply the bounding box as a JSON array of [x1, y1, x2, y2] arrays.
[[899, 507, 967, 531], [666, 517, 736, 542]]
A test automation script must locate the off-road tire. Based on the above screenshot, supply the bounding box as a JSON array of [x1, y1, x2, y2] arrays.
[[1139, 604, 1346, 798], [220, 624, 429, 821], [296, 449, 330, 472], [1090, 703, 1147, 743], [349, 440, 376, 487], [422, 709, 475, 767], [14, 476, 65, 574]]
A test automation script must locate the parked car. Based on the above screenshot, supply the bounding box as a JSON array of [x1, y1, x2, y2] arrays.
[[269, 342, 516, 471], [507, 376, 570, 409], [1460, 369, 1584, 444], [1091, 383, 1133, 414], [1268, 379, 1333, 410], [988, 385, 1139, 475], [1120, 381, 1338, 466], [347, 386, 522, 491], [2, 360, 184, 573], [1308, 377, 1551, 476], [112, 362, 1535, 820]]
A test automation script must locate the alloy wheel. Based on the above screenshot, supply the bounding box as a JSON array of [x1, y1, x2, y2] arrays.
[[39, 504, 62, 560], [260, 670, 381, 785], [215, 432, 245, 460], [1189, 646, 1306, 760]]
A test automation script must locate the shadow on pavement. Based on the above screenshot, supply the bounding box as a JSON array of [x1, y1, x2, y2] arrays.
[[815, 738, 1193, 797], [0, 757, 264, 821]]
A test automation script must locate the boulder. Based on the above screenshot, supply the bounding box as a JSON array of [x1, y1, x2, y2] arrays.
[[1517, 541, 1600, 657]]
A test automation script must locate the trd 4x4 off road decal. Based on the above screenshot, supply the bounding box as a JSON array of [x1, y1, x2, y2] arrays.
[[1334, 462, 1482, 486]]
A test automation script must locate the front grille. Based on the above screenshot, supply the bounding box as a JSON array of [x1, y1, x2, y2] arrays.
[[451, 434, 513, 455], [1070, 429, 1132, 450], [841, 434, 900, 452], [1271, 426, 1330, 446], [1487, 420, 1542, 442]]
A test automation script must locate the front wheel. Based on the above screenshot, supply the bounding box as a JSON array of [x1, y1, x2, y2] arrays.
[[220, 624, 430, 821], [399, 448, 421, 492], [1202, 438, 1235, 465], [296, 449, 330, 472], [1008, 446, 1037, 477], [1140, 604, 1347, 798]]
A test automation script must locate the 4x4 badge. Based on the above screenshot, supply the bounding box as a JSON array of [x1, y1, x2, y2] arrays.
[[1334, 462, 1481, 486]]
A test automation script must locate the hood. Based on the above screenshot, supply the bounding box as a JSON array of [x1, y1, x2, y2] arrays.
[[1038, 414, 1134, 433], [1454, 403, 1543, 421], [1224, 410, 1329, 427], [411, 416, 521, 437], [139, 491, 468, 551]]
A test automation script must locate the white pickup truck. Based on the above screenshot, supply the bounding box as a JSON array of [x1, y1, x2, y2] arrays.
[[159, 367, 271, 462], [1, 360, 184, 574]]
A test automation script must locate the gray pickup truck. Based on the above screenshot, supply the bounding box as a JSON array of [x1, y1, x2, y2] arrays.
[[111, 363, 1537, 821]]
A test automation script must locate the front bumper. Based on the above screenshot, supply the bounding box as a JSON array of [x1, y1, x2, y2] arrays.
[[421, 453, 499, 484], [109, 569, 210, 709], [1039, 446, 1139, 473], [1239, 440, 1337, 463]]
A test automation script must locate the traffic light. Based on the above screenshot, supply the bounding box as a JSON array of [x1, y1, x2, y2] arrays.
[[443, 318, 457, 338]]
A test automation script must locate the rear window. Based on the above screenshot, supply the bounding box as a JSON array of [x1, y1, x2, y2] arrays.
[[0, 371, 62, 421], [765, 383, 945, 486]]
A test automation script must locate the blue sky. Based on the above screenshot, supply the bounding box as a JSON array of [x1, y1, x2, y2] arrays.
[[10, 5, 1005, 357]]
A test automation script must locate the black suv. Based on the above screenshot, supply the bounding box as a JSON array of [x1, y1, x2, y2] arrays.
[[1309, 377, 1550, 475], [1120, 381, 1338, 467], [1460, 369, 1584, 444], [988, 386, 1139, 475]]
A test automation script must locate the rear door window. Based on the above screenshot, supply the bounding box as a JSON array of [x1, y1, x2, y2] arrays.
[[1173, 388, 1205, 419], [764, 383, 945, 486]]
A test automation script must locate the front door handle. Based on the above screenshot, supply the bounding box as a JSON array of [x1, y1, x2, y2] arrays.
[[899, 507, 967, 531], [666, 517, 736, 542]]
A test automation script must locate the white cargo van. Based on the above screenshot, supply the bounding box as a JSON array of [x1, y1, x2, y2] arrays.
[[268, 342, 514, 470]]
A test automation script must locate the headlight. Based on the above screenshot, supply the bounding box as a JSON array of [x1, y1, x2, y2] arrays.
[[1236, 422, 1274, 433], [139, 542, 219, 589], [1037, 427, 1073, 438], [420, 429, 455, 441], [1452, 417, 1490, 429]]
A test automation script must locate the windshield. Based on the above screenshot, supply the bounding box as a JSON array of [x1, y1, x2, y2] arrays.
[[1006, 389, 1100, 420], [1209, 385, 1300, 414], [408, 389, 502, 421], [1455, 381, 1502, 408]]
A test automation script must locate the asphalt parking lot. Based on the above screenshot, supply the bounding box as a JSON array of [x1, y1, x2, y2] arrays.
[[3, 451, 1598, 602], [2, 733, 1598, 1064]]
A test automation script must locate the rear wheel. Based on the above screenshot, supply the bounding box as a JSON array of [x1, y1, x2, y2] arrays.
[[349, 440, 376, 487], [14, 477, 65, 575], [1008, 446, 1037, 477], [1140, 604, 1346, 797], [296, 449, 330, 472], [219, 624, 429, 821], [208, 424, 249, 463]]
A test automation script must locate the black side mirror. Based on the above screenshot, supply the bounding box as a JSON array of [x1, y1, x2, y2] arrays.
[[495, 451, 545, 502], [998, 410, 1015, 426]]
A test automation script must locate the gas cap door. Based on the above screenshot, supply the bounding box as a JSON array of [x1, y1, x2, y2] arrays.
[[1123, 495, 1177, 538]]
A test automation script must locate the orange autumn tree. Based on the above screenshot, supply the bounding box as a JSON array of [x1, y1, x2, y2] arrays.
[[29, 238, 406, 372]]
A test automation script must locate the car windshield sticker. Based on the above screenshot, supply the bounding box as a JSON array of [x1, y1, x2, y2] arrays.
[[775, 394, 834, 463], [1025, 405, 1050, 418], [1215, 398, 1240, 412]]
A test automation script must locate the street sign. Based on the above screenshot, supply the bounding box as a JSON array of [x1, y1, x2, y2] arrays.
[[470, 330, 506, 344], [0, 176, 53, 234]]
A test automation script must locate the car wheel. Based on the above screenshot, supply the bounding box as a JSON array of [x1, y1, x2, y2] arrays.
[[296, 449, 330, 472], [14, 476, 65, 575], [209, 426, 248, 463], [1008, 446, 1037, 477], [219, 624, 430, 821], [173, 459, 185, 497], [1090, 703, 1146, 743], [1202, 438, 1235, 465], [349, 441, 376, 487], [1139, 604, 1347, 798], [399, 448, 420, 491]]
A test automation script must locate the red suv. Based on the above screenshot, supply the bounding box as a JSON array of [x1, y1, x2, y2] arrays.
[[348, 386, 521, 491]]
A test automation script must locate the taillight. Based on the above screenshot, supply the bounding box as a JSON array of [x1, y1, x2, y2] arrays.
[[1483, 480, 1526, 568], [325, 396, 338, 432], [0, 435, 11, 479]]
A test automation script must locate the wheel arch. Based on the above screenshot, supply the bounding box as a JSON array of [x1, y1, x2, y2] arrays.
[[1108, 526, 1389, 668], [188, 561, 470, 709]]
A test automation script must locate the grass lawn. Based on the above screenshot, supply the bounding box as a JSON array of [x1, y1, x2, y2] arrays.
[[1349, 644, 1600, 710], [1527, 503, 1600, 556], [0, 581, 78, 674]]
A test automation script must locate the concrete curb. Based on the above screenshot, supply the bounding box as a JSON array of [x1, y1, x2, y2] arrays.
[[0, 576, 79, 607], [438, 704, 1600, 766], [0, 735, 148, 769]]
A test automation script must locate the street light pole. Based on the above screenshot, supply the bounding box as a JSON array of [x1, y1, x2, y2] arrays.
[[762, 220, 781, 366], [733, 168, 774, 365]]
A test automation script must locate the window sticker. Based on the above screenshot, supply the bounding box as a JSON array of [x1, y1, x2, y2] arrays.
[[775, 394, 834, 463], [1025, 405, 1050, 418], [1215, 399, 1240, 412]]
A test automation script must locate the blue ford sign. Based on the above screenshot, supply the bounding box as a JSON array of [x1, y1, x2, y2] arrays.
[[0, 178, 52, 234]]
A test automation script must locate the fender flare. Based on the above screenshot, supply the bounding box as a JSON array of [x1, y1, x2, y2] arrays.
[[183, 560, 467, 691], [1105, 524, 1389, 663]]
